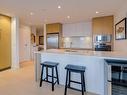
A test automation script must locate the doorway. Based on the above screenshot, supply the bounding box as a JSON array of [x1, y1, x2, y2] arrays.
[[19, 25, 31, 63]]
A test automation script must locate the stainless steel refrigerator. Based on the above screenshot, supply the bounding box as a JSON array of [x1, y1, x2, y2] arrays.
[[47, 33, 59, 49]]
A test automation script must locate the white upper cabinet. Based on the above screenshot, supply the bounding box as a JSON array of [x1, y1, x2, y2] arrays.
[[63, 22, 92, 37]]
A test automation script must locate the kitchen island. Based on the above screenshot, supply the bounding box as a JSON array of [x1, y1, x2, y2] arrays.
[[34, 49, 127, 95]]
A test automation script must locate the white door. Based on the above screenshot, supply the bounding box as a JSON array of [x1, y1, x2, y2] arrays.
[[31, 44, 37, 60], [19, 26, 31, 62]]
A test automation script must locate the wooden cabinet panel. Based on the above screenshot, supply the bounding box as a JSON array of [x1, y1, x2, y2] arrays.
[[0, 15, 11, 70], [103, 16, 114, 35], [46, 23, 62, 33], [92, 18, 104, 35], [92, 16, 114, 35]]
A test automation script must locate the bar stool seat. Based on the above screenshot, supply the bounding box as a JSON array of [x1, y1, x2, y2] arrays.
[[42, 61, 59, 67], [64, 64, 86, 95], [65, 64, 86, 72], [40, 61, 59, 91]]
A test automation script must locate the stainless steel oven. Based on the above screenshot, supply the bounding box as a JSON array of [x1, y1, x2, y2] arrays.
[[95, 44, 111, 51], [94, 35, 112, 43], [94, 35, 112, 51]]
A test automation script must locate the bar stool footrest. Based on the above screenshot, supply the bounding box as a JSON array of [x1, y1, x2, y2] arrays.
[[48, 75, 57, 79], [67, 86, 84, 92], [70, 80, 82, 84], [42, 79, 58, 85]]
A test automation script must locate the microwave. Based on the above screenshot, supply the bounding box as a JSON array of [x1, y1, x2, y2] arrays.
[[94, 35, 112, 43]]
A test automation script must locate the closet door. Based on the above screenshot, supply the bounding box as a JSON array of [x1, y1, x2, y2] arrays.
[[0, 15, 11, 70], [19, 26, 31, 62]]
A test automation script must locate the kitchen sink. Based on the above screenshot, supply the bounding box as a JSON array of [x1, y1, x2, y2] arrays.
[[64, 49, 78, 52]]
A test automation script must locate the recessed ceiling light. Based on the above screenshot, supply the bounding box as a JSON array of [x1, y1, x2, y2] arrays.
[[58, 5, 61, 9], [96, 11, 99, 14], [30, 12, 34, 15], [67, 16, 70, 19]]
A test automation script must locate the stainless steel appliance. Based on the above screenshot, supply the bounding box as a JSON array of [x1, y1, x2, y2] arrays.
[[94, 35, 111, 43], [95, 43, 111, 51], [94, 35, 112, 51], [105, 59, 127, 95], [47, 33, 59, 49]]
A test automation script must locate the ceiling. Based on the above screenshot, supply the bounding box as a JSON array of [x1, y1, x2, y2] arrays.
[[0, 0, 125, 26]]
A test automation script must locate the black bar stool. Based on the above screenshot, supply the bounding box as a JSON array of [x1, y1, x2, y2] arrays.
[[64, 64, 86, 95], [40, 61, 59, 91]]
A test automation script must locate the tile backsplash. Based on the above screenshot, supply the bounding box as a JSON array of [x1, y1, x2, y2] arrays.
[[62, 36, 92, 49]]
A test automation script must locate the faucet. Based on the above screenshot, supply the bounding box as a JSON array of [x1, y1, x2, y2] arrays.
[[70, 42, 72, 50]]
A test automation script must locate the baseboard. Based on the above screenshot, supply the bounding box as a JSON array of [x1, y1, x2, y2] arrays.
[[0, 67, 11, 72]]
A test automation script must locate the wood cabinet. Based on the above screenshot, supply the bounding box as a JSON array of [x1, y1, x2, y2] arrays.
[[92, 16, 114, 35], [46, 23, 62, 34], [0, 15, 11, 70]]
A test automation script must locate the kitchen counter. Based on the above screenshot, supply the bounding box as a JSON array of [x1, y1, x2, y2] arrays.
[[34, 49, 127, 95], [35, 49, 127, 60]]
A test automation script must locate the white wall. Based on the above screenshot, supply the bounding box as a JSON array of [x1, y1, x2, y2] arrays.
[[19, 25, 31, 62], [114, 1, 127, 51], [31, 26, 37, 60], [11, 17, 20, 69]]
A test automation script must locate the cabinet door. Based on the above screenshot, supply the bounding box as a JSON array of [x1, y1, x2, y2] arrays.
[[103, 16, 113, 35], [46, 23, 62, 33], [92, 16, 113, 35], [62, 24, 69, 37], [75, 23, 83, 36], [63, 23, 76, 37], [0, 15, 11, 70], [63, 22, 92, 37], [76, 22, 92, 36], [69, 24, 76, 36], [92, 18, 104, 35]]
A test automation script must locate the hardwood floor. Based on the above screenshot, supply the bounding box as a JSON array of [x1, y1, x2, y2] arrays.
[[0, 61, 98, 95]]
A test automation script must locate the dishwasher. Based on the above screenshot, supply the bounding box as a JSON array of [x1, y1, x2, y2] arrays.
[[105, 59, 127, 95]]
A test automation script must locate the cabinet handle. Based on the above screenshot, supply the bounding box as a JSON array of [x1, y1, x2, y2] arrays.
[[108, 80, 112, 82]]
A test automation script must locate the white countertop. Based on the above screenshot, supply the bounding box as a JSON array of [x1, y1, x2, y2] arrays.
[[35, 49, 127, 60]]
